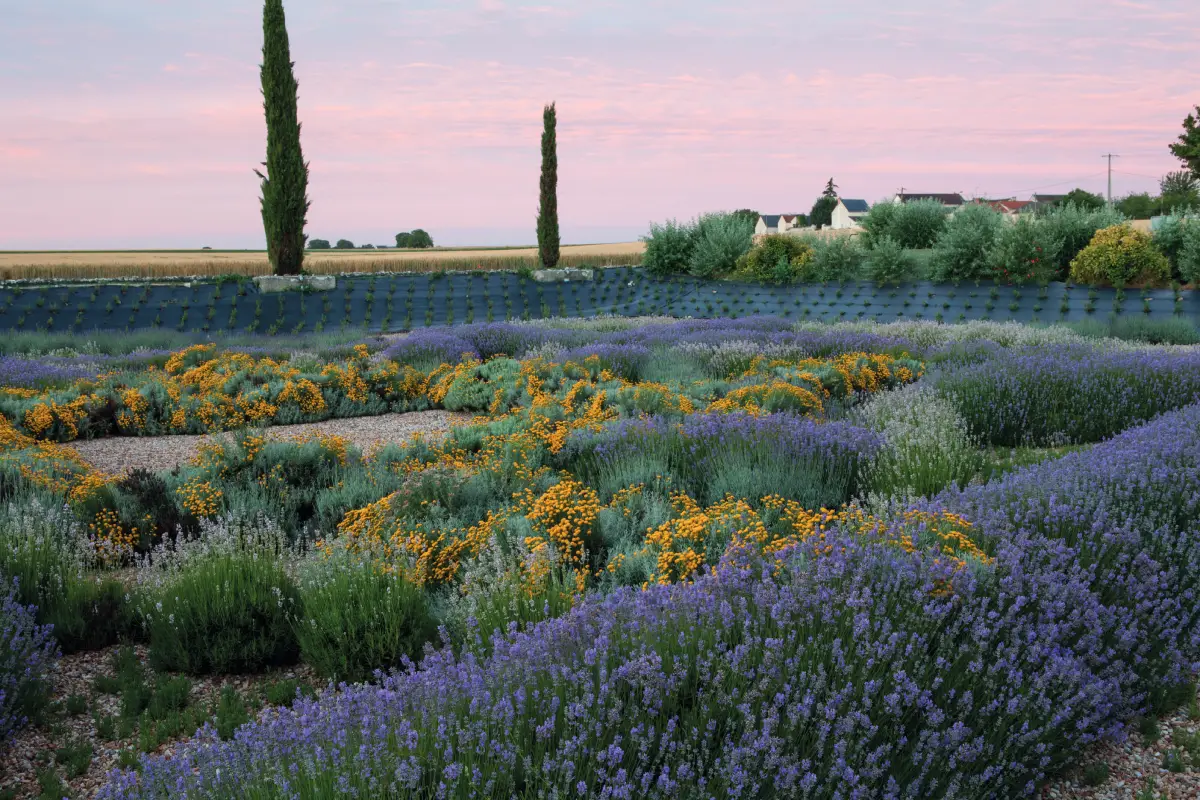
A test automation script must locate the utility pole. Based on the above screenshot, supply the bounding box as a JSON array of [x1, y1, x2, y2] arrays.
[[1101, 154, 1120, 204]]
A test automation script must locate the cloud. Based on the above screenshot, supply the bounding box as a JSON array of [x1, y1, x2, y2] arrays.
[[0, 0, 1196, 247]]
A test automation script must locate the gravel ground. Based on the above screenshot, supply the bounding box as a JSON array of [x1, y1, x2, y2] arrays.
[[1040, 685, 1200, 799], [0, 645, 323, 800], [65, 410, 470, 475]]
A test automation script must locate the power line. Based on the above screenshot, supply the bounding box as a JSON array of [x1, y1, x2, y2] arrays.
[[1114, 168, 1166, 182], [985, 172, 1107, 200]]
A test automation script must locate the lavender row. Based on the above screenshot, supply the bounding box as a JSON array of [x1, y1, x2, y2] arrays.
[[100, 526, 1137, 800], [935, 344, 1200, 445], [381, 318, 916, 370], [561, 411, 883, 506], [926, 400, 1200, 705]]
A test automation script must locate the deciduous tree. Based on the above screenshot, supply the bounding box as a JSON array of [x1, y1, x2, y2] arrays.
[[1169, 105, 1200, 175]]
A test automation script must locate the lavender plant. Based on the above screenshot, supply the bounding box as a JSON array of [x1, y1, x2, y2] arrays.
[[293, 552, 437, 682], [1, 579, 58, 742], [564, 412, 882, 506], [137, 514, 301, 674], [98, 527, 1137, 800], [936, 345, 1200, 446], [853, 383, 984, 497]]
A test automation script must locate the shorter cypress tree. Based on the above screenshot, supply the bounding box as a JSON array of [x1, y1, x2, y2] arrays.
[[537, 103, 560, 270]]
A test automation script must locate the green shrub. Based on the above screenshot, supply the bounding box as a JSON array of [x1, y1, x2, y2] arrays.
[[1081, 762, 1110, 787], [929, 203, 1004, 282], [807, 235, 864, 282], [1038, 203, 1125, 280], [986, 215, 1061, 285], [295, 557, 437, 682], [735, 235, 815, 283], [1069, 224, 1171, 287], [263, 678, 314, 707], [143, 548, 300, 675], [40, 578, 135, 654], [1177, 218, 1200, 284], [114, 468, 199, 547], [888, 199, 948, 249], [441, 358, 522, 412], [641, 219, 696, 276], [866, 236, 916, 284], [0, 499, 133, 653], [213, 686, 250, 741], [1108, 316, 1200, 345], [1152, 213, 1194, 280], [859, 201, 899, 248], [688, 213, 755, 278]]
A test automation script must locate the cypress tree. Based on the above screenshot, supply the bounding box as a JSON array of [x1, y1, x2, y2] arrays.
[[255, 0, 310, 276], [537, 102, 560, 270]]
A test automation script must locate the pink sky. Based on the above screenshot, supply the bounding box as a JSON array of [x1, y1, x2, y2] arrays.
[[1, 0, 1198, 249]]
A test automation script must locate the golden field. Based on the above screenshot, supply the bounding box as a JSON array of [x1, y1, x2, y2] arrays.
[[0, 242, 647, 280]]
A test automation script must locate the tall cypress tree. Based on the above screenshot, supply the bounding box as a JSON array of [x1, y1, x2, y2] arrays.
[[255, 0, 310, 276], [537, 102, 560, 270]]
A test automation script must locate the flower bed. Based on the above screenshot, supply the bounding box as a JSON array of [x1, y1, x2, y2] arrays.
[[0, 318, 1198, 798]]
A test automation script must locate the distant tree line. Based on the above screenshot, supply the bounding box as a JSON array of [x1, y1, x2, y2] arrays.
[[307, 230, 434, 250]]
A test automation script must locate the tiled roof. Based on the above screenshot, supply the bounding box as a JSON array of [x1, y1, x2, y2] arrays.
[[759, 214, 781, 227], [992, 200, 1031, 213], [840, 199, 869, 212]]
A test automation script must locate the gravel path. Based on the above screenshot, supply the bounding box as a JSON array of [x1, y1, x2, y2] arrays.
[[1040, 685, 1200, 799], [0, 645, 322, 800], [66, 410, 471, 475]]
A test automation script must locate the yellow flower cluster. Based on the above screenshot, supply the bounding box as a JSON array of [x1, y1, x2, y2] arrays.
[[276, 378, 326, 414], [640, 492, 990, 586], [333, 495, 481, 587], [521, 476, 601, 567], [22, 395, 96, 440], [175, 479, 224, 518], [706, 380, 827, 416]]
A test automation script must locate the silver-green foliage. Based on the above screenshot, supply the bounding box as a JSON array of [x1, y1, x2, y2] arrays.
[[853, 383, 983, 498], [688, 213, 756, 279], [138, 514, 300, 675], [807, 235, 864, 282], [294, 552, 436, 682], [929, 203, 1005, 282], [866, 236, 916, 284]]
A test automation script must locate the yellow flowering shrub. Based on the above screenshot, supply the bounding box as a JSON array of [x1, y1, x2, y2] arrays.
[[638, 491, 990, 585], [1069, 224, 1171, 287]]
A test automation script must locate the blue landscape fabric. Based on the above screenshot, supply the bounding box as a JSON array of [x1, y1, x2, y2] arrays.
[[0, 268, 1195, 333]]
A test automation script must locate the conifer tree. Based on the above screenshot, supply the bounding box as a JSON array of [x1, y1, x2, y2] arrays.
[[537, 103, 560, 269], [255, 0, 310, 276]]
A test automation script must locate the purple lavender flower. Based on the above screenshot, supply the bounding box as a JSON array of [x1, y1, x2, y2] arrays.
[[96, 528, 1137, 800], [1, 579, 59, 742], [936, 345, 1200, 445], [381, 330, 481, 367]]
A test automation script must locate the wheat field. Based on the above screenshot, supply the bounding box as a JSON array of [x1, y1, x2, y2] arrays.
[[0, 242, 647, 280]]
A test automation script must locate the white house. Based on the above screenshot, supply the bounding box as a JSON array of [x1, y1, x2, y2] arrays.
[[831, 198, 869, 229], [755, 214, 804, 235]]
